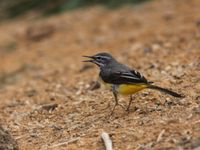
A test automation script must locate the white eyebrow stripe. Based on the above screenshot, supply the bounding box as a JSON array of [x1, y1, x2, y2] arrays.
[[96, 56, 111, 59]]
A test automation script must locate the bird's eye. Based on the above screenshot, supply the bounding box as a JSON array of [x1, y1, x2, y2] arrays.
[[96, 56, 102, 60]]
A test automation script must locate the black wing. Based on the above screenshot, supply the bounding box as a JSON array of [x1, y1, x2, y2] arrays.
[[102, 69, 149, 84]]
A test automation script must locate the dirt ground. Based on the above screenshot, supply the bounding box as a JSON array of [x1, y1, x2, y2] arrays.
[[0, 0, 200, 149]]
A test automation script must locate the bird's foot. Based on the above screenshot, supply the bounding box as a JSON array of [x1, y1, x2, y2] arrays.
[[126, 106, 131, 113], [109, 103, 126, 116], [118, 103, 127, 110]]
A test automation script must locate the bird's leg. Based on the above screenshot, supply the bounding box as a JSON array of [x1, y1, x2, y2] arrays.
[[110, 92, 126, 115], [127, 95, 134, 112], [110, 92, 118, 115]]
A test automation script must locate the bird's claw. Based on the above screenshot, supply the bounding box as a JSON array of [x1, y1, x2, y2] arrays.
[[109, 103, 127, 116]]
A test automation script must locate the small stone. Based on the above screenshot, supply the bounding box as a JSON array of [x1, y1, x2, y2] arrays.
[[165, 66, 171, 71], [88, 81, 101, 91], [152, 44, 161, 51], [172, 66, 185, 79], [143, 47, 153, 53], [196, 19, 200, 27], [26, 89, 37, 97], [163, 11, 174, 21]]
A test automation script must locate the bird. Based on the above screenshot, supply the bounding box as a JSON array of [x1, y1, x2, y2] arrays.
[[83, 52, 183, 114]]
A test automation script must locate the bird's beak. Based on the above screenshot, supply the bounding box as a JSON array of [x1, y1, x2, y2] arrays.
[[82, 55, 96, 63]]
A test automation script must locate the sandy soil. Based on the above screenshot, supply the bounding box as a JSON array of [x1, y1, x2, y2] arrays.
[[0, 0, 199, 149]]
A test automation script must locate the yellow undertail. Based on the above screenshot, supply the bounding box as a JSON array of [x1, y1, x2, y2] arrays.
[[103, 83, 148, 95], [118, 84, 148, 95]]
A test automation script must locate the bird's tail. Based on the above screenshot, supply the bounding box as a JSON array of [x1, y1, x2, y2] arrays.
[[147, 85, 183, 98]]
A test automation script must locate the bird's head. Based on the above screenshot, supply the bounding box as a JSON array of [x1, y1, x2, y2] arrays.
[[83, 52, 115, 67]]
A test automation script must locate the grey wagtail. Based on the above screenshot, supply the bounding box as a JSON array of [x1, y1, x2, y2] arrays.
[[83, 52, 183, 114]]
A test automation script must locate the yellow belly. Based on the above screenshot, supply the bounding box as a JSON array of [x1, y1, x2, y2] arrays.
[[99, 77, 148, 95], [102, 83, 147, 95], [118, 84, 148, 95]]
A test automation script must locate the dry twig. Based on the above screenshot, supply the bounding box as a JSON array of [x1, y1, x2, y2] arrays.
[[157, 129, 165, 142], [101, 132, 113, 150], [48, 137, 80, 149], [41, 103, 58, 111]]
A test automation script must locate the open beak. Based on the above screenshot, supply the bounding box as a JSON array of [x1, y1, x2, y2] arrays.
[[82, 55, 96, 63]]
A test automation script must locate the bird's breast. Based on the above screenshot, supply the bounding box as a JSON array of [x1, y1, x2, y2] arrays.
[[98, 76, 113, 90]]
